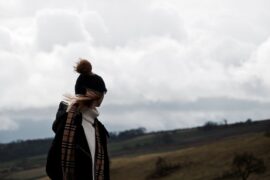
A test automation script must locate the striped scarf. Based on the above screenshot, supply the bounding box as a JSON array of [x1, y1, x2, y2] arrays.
[[61, 103, 105, 180], [95, 119, 105, 180]]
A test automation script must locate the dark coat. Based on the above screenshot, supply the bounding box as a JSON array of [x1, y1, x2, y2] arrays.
[[46, 101, 110, 180]]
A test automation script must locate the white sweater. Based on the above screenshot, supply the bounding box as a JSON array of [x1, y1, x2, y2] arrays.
[[81, 107, 99, 180]]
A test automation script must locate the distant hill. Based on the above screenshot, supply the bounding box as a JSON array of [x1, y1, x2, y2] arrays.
[[0, 119, 270, 162], [1, 124, 269, 180], [108, 119, 270, 157]]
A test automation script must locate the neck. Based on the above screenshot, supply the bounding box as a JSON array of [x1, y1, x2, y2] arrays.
[[81, 107, 99, 119]]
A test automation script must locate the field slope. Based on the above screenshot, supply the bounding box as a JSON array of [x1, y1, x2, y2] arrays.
[[1, 132, 269, 180], [110, 132, 270, 180]]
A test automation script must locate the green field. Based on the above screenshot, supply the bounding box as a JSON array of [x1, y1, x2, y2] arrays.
[[1, 132, 269, 180]]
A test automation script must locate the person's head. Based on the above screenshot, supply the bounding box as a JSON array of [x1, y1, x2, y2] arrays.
[[74, 59, 107, 108]]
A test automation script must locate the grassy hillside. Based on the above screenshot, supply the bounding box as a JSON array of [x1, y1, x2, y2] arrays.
[[108, 120, 270, 157], [1, 119, 269, 162], [1, 132, 269, 180], [110, 132, 270, 180]]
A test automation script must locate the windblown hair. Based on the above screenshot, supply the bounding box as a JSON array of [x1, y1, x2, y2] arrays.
[[63, 88, 103, 112], [74, 59, 92, 75]]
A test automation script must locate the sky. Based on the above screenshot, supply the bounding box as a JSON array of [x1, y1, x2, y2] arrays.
[[0, 0, 270, 143]]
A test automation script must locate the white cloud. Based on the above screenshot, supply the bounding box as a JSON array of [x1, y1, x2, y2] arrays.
[[0, 115, 19, 131], [81, 11, 109, 46], [35, 9, 91, 51], [235, 37, 270, 100], [96, 1, 187, 47], [0, 0, 270, 139], [0, 27, 13, 51]]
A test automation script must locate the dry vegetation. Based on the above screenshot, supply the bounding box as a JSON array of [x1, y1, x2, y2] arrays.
[[110, 133, 269, 180], [1, 132, 269, 180]]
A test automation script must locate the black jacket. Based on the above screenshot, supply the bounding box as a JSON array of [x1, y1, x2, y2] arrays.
[[46, 101, 110, 180]]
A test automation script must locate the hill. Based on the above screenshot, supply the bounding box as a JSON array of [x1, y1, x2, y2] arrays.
[[1, 119, 270, 162], [110, 132, 270, 180], [0, 119, 269, 179], [1, 132, 269, 180], [108, 119, 270, 157]]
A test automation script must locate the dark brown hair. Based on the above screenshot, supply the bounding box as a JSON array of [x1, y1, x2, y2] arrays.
[[74, 59, 92, 75]]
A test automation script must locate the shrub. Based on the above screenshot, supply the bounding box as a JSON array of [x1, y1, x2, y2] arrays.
[[147, 157, 181, 179], [216, 152, 266, 180]]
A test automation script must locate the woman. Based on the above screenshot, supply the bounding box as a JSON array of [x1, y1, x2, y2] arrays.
[[46, 59, 110, 180]]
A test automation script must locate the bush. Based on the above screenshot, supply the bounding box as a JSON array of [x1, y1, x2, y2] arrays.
[[216, 152, 266, 180], [147, 157, 181, 179], [232, 152, 266, 180], [201, 121, 219, 131]]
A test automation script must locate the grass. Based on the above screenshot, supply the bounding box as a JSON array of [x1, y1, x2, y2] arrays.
[[3, 167, 46, 180], [110, 133, 270, 180], [1, 132, 269, 180]]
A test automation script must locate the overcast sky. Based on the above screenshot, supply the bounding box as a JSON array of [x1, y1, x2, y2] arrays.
[[0, 0, 270, 143]]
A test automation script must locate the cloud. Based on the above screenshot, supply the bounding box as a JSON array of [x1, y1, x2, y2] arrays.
[[0, 106, 56, 142], [101, 97, 270, 131], [247, 38, 270, 88], [96, 1, 187, 47], [233, 37, 270, 100], [35, 9, 90, 51], [1, 96, 268, 142], [81, 11, 109, 46], [92, 33, 257, 105], [0, 115, 19, 131], [1, 0, 270, 141], [0, 27, 13, 51]]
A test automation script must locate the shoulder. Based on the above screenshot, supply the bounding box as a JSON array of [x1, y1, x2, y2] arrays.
[[52, 101, 68, 133], [53, 101, 82, 133], [96, 119, 110, 138], [57, 101, 68, 114]]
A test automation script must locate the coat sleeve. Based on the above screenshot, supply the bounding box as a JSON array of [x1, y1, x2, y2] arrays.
[[46, 101, 68, 180], [52, 101, 68, 133]]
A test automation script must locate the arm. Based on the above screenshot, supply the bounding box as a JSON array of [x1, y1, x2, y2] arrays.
[[52, 101, 68, 133]]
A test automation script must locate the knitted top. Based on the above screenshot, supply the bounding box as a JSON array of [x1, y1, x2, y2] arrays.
[[81, 107, 99, 180]]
